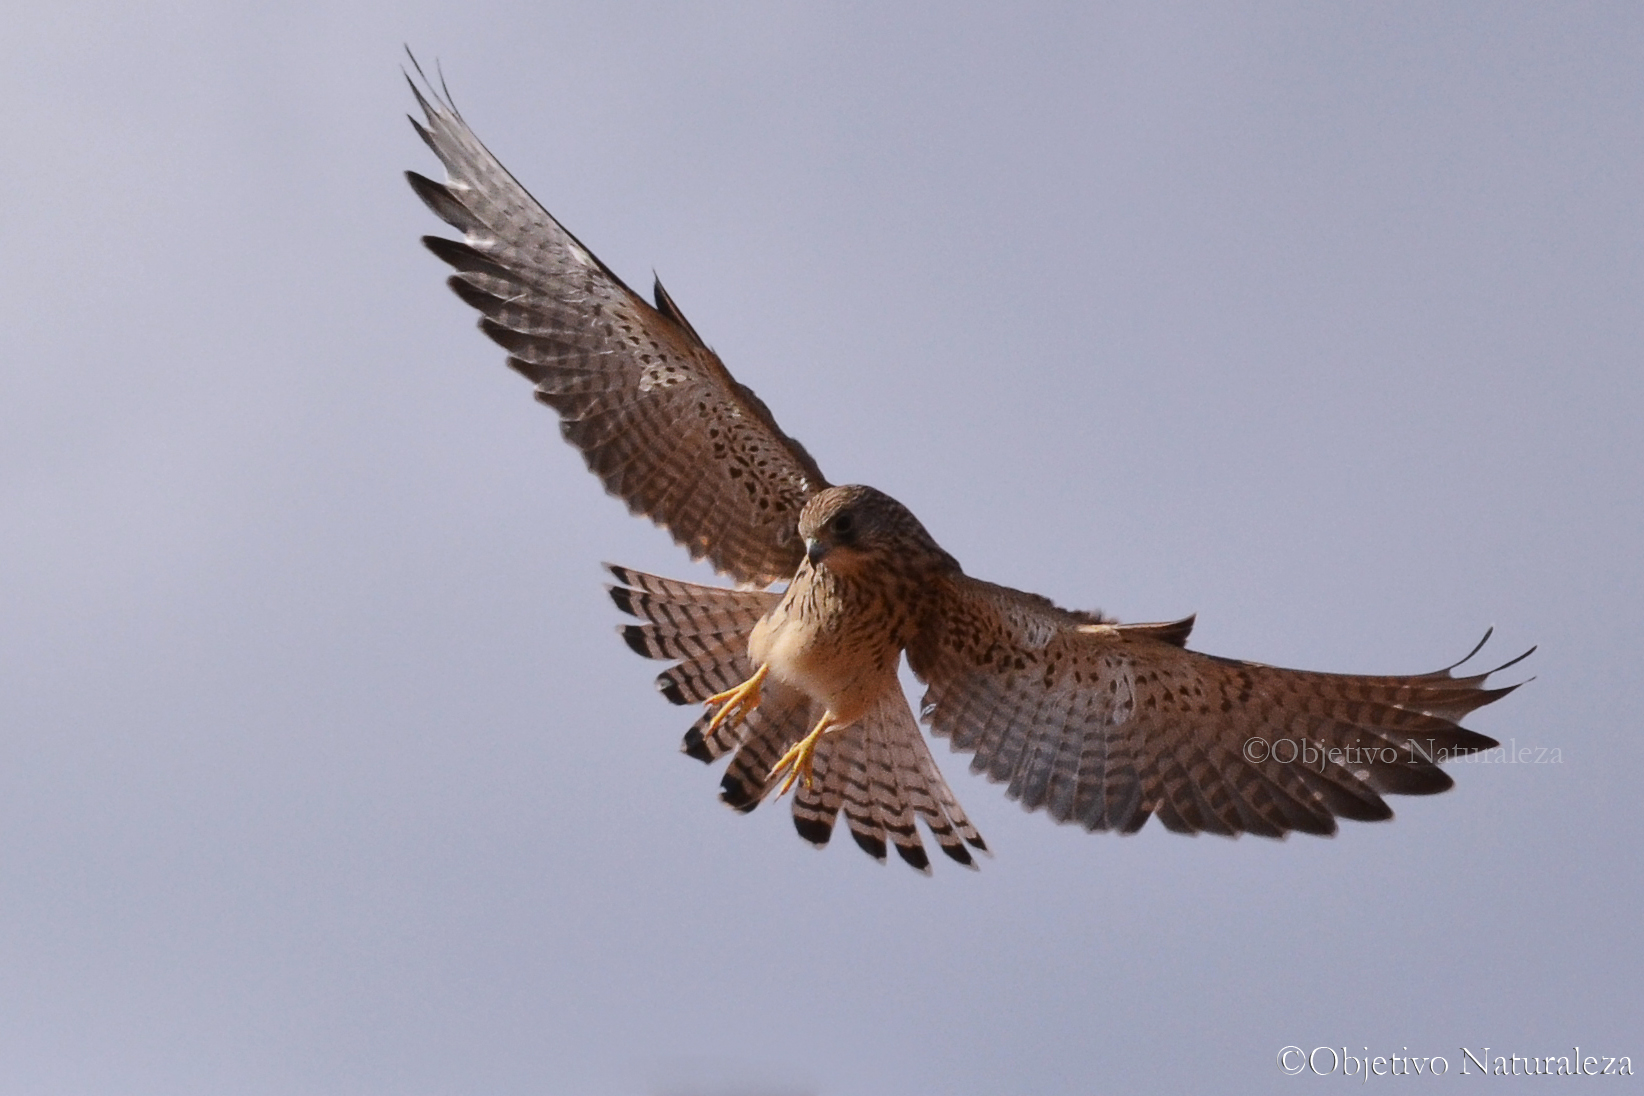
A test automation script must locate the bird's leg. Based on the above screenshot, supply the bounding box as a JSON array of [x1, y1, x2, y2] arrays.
[[770, 713, 840, 797], [702, 663, 769, 738]]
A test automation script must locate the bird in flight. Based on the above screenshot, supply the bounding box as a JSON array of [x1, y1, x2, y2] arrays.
[[405, 66, 1529, 872]]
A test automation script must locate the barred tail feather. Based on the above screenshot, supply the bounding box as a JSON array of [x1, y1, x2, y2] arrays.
[[605, 565, 776, 631], [791, 693, 985, 871], [607, 559, 775, 686], [606, 564, 806, 803], [607, 564, 985, 870], [717, 689, 814, 811]]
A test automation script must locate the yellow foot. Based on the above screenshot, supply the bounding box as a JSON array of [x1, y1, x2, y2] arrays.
[[703, 664, 769, 738], [770, 715, 838, 797]]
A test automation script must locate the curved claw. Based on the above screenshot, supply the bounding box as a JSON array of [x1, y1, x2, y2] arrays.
[[703, 664, 769, 738], [770, 714, 838, 798]]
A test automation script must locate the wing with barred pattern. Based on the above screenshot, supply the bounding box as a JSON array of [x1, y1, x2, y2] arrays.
[[407, 67, 827, 588], [909, 574, 1529, 837]]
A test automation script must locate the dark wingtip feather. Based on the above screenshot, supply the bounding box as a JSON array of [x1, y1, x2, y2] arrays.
[[1443, 627, 1496, 673], [403, 73, 431, 119], [405, 171, 462, 224], [1487, 645, 1537, 677], [1162, 614, 1196, 647], [411, 182, 480, 236], [425, 242, 518, 289], [939, 840, 975, 866], [1286, 810, 1344, 836], [1329, 795, 1393, 824], [658, 678, 686, 705], [447, 275, 500, 315], [1434, 629, 1535, 680], [650, 275, 708, 349], [1378, 767, 1454, 797], [402, 47, 439, 106], [422, 234, 499, 273], [1444, 726, 1501, 753], [1296, 771, 1393, 824], [607, 584, 636, 617], [1119, 614, 1197, 648], [512, 356, 552, 386], [402, 53, 442, 138], [403, 48, 461, 119], [478, 316, 538, 354], [407, 114, 436, 152]]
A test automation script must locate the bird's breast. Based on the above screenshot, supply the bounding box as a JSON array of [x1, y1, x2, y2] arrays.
[[748, 569, 905, 727]]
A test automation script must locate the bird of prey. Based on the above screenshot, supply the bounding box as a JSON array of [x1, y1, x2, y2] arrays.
[[405, 69, 1529, 872]]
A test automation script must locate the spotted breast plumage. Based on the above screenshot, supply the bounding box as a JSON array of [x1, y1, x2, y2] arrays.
[[405, 62, 1530, 872]]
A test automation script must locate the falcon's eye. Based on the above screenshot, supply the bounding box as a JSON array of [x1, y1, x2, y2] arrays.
[[831, 512, 855, 537]]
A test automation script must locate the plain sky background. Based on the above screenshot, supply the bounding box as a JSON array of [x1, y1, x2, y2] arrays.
[[2, 3, 1640, 1094]]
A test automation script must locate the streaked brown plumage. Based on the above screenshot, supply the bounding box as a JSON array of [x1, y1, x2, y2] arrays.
[[407, 64, 1530, 872]]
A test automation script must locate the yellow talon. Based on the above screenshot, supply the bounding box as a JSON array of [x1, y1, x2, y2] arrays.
[[770, 714, 838, 797], [703, 664, 769, 737]]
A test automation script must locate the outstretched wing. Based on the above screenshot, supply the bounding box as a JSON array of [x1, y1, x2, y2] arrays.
[[908, 575, 1530, 837], [406, 67, 827, 587]]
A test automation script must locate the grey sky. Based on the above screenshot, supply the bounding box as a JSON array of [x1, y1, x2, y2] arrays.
[[2, 3, 1639, 1093]]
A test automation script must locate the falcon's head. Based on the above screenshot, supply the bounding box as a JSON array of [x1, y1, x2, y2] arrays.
[[798, 485, 959, 578]]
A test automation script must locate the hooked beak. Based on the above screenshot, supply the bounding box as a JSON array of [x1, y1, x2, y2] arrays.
[[805, 537, 828, 566]]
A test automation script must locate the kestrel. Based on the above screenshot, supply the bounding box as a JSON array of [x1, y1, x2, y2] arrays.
[[405, 69, 1530, 872]]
